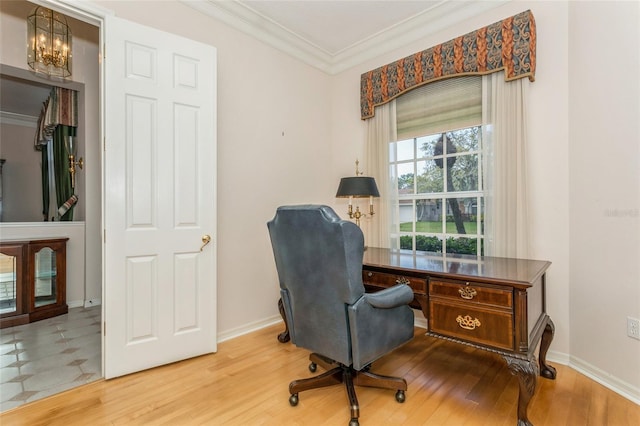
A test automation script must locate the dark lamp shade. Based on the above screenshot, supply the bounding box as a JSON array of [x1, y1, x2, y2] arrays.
[[335, 177, 380, 198]]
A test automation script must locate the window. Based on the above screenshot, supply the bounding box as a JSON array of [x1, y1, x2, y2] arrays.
[[390, 77, 483, 255]]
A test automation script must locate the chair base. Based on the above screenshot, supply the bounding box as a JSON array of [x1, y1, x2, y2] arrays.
[[288, 353, 407, 426]]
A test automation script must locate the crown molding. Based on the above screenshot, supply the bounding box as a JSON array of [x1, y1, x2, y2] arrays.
[[182, 0, 509, 75], [0, 111, 39, 128]]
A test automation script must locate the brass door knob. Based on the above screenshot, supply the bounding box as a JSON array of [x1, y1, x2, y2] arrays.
[[200, 235, 212, 251]]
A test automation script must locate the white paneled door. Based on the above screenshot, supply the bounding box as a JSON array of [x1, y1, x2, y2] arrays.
[[104, 16, 217, 379]]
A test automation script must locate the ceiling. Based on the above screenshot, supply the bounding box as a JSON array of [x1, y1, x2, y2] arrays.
[[186, 0, 509, 74], [1, 0, 508, 118]]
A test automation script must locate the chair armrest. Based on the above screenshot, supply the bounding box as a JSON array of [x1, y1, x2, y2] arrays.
[[364, 284, 414, 309]]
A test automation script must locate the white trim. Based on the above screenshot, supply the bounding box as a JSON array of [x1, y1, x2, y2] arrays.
[[547, 349, 571, 366], [569, 354, 640, 405], [0, 111, 39, 128], [68, 300, 84, 309], [182, 0, 509, 75], [217, 315, 282, 343], [547, 351, 639, 405], [84, 298, 101, 308], [414, 311, 428, 329], [0, 221, 85, 230]]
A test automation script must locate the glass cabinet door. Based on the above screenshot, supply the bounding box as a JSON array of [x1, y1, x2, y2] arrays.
[[0, 252, 17, 315], [33, 247, 57, 308]]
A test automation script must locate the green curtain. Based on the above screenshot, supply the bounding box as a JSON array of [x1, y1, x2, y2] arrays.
[[53, 125, 76, 221], [40, 146, 49, 221]]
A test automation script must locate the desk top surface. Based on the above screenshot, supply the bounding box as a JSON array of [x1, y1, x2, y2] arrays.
[[363, 247, 551, 288]]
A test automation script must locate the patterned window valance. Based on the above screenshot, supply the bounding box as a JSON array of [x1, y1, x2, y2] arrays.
[[360, 10, 536, 120], [34, 87, 78, 147]]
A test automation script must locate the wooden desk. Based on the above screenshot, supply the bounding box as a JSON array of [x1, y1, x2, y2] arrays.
[[277, 248, 556, 426]]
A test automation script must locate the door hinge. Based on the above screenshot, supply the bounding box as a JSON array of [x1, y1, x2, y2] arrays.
[[103, 322, 106, 336]]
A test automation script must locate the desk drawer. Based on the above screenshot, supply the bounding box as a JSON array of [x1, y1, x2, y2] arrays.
[[430, 279, 512, 309], [363, 270, 426, 295], [429, 301, 514, 350]]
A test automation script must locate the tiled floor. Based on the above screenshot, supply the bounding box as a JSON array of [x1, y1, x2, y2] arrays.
[[0, 306, 102, 412]]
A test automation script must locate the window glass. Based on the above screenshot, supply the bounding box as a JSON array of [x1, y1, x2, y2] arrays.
[[390, 128, 483, 256]]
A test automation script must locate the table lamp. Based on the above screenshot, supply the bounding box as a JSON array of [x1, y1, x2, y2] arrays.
[[335, 161, 380, 227]]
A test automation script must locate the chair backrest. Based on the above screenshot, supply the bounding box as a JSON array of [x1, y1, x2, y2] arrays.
[[267, 205, 365, 366]]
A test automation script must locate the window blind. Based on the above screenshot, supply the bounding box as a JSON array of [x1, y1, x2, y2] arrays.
[[396, 76, 481, 141]]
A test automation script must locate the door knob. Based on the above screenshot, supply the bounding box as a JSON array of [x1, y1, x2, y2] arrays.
[[200, 235, 212, 251]]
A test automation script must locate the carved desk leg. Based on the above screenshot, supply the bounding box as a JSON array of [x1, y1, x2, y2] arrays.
[[277, 298, 291, 343], [503, 355, 539, 426], [539, 318, 557, 379]]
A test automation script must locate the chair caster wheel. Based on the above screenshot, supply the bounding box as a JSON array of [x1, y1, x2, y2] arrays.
[[309, 362, 317, 373], [395, 390, 406, 403], [289, 394, 299, 406], [349, 418, 359, 426]]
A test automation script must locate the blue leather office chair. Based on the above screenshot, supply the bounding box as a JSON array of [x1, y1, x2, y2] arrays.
[[267, 205, 415, 426]]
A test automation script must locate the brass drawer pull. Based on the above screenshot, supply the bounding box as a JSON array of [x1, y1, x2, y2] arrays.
[[456, 315, 481, 330], [367, 272, 373, 277], [396, 277, 410, 285], [458, 286, 477, 300]]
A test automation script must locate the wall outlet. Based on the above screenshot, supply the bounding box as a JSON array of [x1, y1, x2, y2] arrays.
[[628, 317, 640, 340]]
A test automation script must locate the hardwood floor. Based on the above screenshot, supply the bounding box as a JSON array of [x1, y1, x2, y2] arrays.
[[1, 324, 638, 425]]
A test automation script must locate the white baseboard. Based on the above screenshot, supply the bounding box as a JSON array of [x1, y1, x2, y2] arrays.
[[217, 315, 283, 343], [568, 354, 640, 405], [547, 349, 570, 366], [414, 315, 428, 329], [68, 300, 84, 308], [84, 299, 101, 308]]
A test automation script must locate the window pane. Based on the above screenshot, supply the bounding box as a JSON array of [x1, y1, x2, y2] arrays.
[[417, 134, 441, 158], [399, 200, 414, 231], [417, 160, 443, 193], [396, 139, 414, 162], [416, 235, 443, 253], [399, 235, 413, 250], [415, 199, 442, 233], [449, 153, 478, 192], [397, 162, 414, 193], [447, 127, 480, 153], [444, 197, 478, 234], [445, 236, 483, 256]]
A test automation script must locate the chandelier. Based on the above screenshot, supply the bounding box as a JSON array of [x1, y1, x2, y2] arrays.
[[27, 7, 72, 78]]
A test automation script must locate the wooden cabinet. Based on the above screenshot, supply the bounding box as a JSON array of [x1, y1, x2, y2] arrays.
[[0, 238, 69, 328]]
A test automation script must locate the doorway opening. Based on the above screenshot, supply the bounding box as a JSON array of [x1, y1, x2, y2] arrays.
[[0, 0, 102, 411]]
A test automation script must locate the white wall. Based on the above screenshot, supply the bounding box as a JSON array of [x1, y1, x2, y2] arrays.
[[568, 0, 640, 396], [0, 0, 102, 305], [0, 122, 43, 222]]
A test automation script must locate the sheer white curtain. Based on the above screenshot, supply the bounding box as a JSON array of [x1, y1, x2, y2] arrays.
[[482, 72, 531, 258], [365, 100, 397, 249]]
